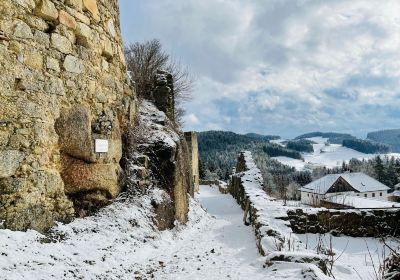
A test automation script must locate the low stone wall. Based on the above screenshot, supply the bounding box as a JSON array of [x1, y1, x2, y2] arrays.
[[229, 152, 329, 276], [199, 180, 219, 185], [287, 208, 400, 237]]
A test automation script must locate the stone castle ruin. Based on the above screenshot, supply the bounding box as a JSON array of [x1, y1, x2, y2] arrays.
[[0, 0, 199, 232]]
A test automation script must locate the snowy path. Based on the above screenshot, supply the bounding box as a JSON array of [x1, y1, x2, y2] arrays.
[[150, 185, 266, 279]]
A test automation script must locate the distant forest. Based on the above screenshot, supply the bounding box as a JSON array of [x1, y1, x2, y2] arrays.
[[198, 131, 312, 196], [367, 129, 400, 152], [342, 139, 390, 154], [295, 132, 356, 144], [295, 131, 390, 154]]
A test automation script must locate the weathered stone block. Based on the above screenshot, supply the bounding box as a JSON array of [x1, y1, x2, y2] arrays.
[[0, 150, 24, 178], [46, 57, 60, 72], [66, 0, 83, 11], [33, 30, 50, 47], [75, 22, 92, 48], [23, 49, 43, 69], [63, 55, 84, 73], [58, 10, 76, 30], [55, 105, 95, 163], [82, 0, 99, 21], [101, 38, 113, 58], [107, 19, 116, 38], [61, 154, 121, 199], [14, 0, 36, 10], [45, 76, 65, 96], [35, 0, 58, 21], [51, 33, 72, 54], [13, 20, 33, 39]]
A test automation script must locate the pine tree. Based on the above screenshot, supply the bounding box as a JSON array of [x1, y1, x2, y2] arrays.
[[385, 157, 397, 188], [374, 156, 385, 182]]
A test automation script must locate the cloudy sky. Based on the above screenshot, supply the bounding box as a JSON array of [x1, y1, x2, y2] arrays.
[[119, 0, 400, 138]]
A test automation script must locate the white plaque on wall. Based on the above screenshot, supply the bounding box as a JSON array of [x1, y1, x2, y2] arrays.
[[95, 139, 109, 153]]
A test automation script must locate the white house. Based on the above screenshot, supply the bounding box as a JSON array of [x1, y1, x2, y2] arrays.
[[300, 172, 390, 206]]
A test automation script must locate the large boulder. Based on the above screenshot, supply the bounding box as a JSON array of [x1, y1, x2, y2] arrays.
[[61, 154, 122, 216]]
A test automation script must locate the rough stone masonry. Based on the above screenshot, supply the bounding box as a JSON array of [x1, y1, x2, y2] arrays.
[[0, 0, 137, 231]]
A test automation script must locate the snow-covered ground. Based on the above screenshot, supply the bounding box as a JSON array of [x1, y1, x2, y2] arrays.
[[273, 137, 400, 171], [1, 184, 398, 279], [297, 234, 400, 280], [0, 186, 267, 280]]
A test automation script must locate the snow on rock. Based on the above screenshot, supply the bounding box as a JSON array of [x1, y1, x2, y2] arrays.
[[138, 100, 180, 149]]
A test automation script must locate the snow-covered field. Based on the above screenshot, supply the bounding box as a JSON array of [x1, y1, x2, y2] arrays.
[[0, 184, 398, 279], [297, 234, 400, 280], [273, 137, 400, 171]]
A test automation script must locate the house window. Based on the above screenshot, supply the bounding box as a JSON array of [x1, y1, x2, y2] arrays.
[[380, 192, 382, 196], [372, 193, 375, 197], [364, 194, 367, 198], [307, 194, 309, 197]]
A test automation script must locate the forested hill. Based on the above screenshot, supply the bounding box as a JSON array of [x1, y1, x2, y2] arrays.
[[198, 131, 268, 179], [295, 131, 356, 144], [295, 131, 389, 154], [198, 131, 303, 180], [367, 129, 400, 152]]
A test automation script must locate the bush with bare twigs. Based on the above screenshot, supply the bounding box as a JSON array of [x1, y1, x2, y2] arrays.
[[125, 39, 194, 124]]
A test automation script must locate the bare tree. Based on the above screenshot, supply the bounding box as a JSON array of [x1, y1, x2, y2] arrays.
[[274, 175, 290, 206], [125, 39, 194, 124]]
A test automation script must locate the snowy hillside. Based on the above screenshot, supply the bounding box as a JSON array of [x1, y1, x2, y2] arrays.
[[273, 137, 400, 171]]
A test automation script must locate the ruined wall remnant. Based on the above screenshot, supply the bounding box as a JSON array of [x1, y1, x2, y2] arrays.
[[229, 152, 329, 275], [152, 70, 175, 122], [130, 101, 193, 227], [287, 208, 400, 237], [184, 131, 199, 193], [0, 0, 137, 231]]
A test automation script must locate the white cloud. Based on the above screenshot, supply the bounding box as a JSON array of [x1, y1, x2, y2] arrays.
[[120, 0, 400, 137], [185, 113, 199, 125]]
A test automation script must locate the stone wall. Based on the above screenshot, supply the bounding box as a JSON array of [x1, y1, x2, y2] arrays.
[[287, 208, 400, 237], [184, 131, 199, 193], [0, 0, 137, 231], [152, 70, 174, 122]]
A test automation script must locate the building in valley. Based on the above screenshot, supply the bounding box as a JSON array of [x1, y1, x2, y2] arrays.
[[300, 172, 392, 207]]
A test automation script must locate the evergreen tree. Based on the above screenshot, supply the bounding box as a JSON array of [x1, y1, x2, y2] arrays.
[[374, 156, 385, 182], [385, 157, 397, 188]]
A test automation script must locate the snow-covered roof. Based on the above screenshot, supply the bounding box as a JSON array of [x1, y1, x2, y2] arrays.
[[324, 195, 400, 208], [391, 191, 400, 197], [300, 172, 390, 194]]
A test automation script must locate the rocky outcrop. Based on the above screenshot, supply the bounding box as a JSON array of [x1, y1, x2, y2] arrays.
[[124, 100, 194, 229], [0, 0, 136, 231], [287, 208, 400, 237]]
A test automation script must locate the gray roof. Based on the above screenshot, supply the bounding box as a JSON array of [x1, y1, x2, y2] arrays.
[[300, 172, 390, 194]]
